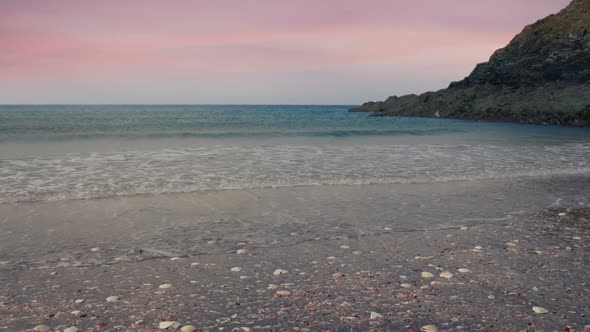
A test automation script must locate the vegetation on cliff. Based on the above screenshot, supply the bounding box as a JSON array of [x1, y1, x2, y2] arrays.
[[352, 0, 590, 126]]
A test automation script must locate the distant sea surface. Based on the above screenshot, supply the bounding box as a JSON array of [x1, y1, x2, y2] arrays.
[[1, 105, 589, 269]]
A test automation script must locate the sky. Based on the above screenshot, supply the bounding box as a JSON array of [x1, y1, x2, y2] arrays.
[[0, 0, 570, 105]]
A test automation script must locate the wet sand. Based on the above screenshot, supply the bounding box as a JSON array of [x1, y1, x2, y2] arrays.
[[1, 208, 588, 332]]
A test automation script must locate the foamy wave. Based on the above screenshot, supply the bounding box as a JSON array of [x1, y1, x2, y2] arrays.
[[2, 143, 590, 203]]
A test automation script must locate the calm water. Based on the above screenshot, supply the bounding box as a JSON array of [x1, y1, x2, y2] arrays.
[[1, 105, 589, 269]]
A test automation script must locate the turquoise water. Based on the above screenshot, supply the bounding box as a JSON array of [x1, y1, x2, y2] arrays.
[[1, 105, 590, 203]]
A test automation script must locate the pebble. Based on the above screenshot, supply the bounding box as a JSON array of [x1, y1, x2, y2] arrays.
[[401, 283, 413, 288], [369, 311, 383, 320], [421, 271, 434, 278], [159, 321, 181, 329], [275, 290, 291, 297], [230, 267, 242, 272], [421, 325, 438, 332], [105, 296, 119, 303], [181, 326, 197, 332], [159, 283, 172, 289], [439, 271, 454, 279], [327, 256, 336, 260], [236, 249, 247, 254], [90, 247, 100, 252], [216, 317, 231, 324], [64, 327, 79, 332], [572, 236, 582, 240], [457, 268, 471, 273], [74, 299, 85, 304], [268, 284, 278, 289], [273, 269, 288, 276], [340, 245, 350, 249], [170, 257, 182, 261], [559, 212, 567, 217], [33, 325, 50, 332], [332, 272, 345, 279], [532, 306, 549, 314], [352, 251, 361, 255], [70, 310, 81, 316]]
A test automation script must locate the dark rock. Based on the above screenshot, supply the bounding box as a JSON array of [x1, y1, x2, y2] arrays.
[[352, 0, 590, 127]]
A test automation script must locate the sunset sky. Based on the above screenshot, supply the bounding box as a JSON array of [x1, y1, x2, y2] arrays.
[[1, 0, 570, 104]]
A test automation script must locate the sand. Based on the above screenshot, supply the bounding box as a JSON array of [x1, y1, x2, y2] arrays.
[[0, 208, 588, 332]]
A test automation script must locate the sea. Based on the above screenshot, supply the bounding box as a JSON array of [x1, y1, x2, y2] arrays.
[[1, 105, 589, 269]]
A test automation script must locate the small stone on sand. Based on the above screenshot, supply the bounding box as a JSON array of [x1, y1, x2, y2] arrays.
[[33, 325, 50, 332], [181, 325, 197, 332], [421, 271, 434, 278], [559, 212, 567, 217], [457, 268, 471, 273], [64, 327, 79, 332], [268, 284, 278, 289], [369, 311, 383, 320], [90, 247, 100, 252], [216, 317, 231, 324], [159, 321, 181, 329], [236, 249, 247, 254], [439, 271, 453, 279], [106, 296, 119, 303], [70, 310, 81, 316], [421, 325, 438, 332], [401, 283, 412, 288], [332, 272, 345, 279], [170, 257, 182, 261], [327, 256, 336, 260], [275, 290, 291, 297], [159, 283, 172, 289], [230, 267, 242, 272], [572, 236, 582, 240], [74, 299, 85, 304], [532, 306, 549, 314], [340, 245, 349, 249], [273, 269, 288, 276]]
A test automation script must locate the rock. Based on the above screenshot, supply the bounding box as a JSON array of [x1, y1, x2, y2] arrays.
[[230, 267, 242, 272], [421, 271, 434, 278], [273, 269, 288, 276], [74, 299, 85, 304], [70, 310, 81, 316], [421, 325, 438, 332], [236, 249, 247, 254], [327, 256, 336, 260], [105, 296, 119, 303], [401, 283, 412, 288], [439, 271, 454, 279], [181, 325, 197, 332], [350, 0, 590, 127], [572, 236, 582, 240], [267, 284, 278, 289], [90, 247, 100, 252], [159, 283, 172, 289], [332, 272, 345, 279], [239, 328, 251, 332], [532, 306, 549, 314], [159, 321, 181, 329], [340, 245, 350, 249], [33, 325, 50, 332], [369, 311, 383, 320], [275, 290, 292, 297], [457, 268, 471, 273], [559, 212, 567, 217], [64, 327, 79, 332], [170, 257, 182, 261]]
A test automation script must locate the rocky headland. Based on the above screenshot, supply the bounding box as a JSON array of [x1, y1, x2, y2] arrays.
[[351, 0, 590, 126]]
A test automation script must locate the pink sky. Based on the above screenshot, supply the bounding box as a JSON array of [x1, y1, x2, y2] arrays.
[[0, 0, 570, 104]]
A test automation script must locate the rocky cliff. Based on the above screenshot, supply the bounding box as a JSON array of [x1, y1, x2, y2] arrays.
[[351, 0, 590, 126]]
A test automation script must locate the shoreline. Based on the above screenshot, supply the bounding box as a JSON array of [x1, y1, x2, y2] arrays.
[[1, 207, 588, 331]]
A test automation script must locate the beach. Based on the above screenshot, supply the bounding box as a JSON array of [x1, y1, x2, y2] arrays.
[[1, 206, 588, 331], [1, 105, 590, 331]]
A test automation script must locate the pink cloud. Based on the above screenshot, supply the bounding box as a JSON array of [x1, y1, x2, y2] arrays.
[[0, 0, 571, 103]]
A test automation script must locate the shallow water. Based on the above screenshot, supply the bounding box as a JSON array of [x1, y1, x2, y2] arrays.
[[0, 105, 589, 269]]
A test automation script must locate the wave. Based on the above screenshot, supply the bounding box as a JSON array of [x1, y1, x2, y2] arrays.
[[2, 167, 590, 204]]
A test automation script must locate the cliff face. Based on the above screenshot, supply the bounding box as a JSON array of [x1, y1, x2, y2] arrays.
[[352, 0, 590, 126]]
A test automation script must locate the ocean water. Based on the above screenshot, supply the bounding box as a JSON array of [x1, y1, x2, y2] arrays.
[[1, 105, 589, 269]]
